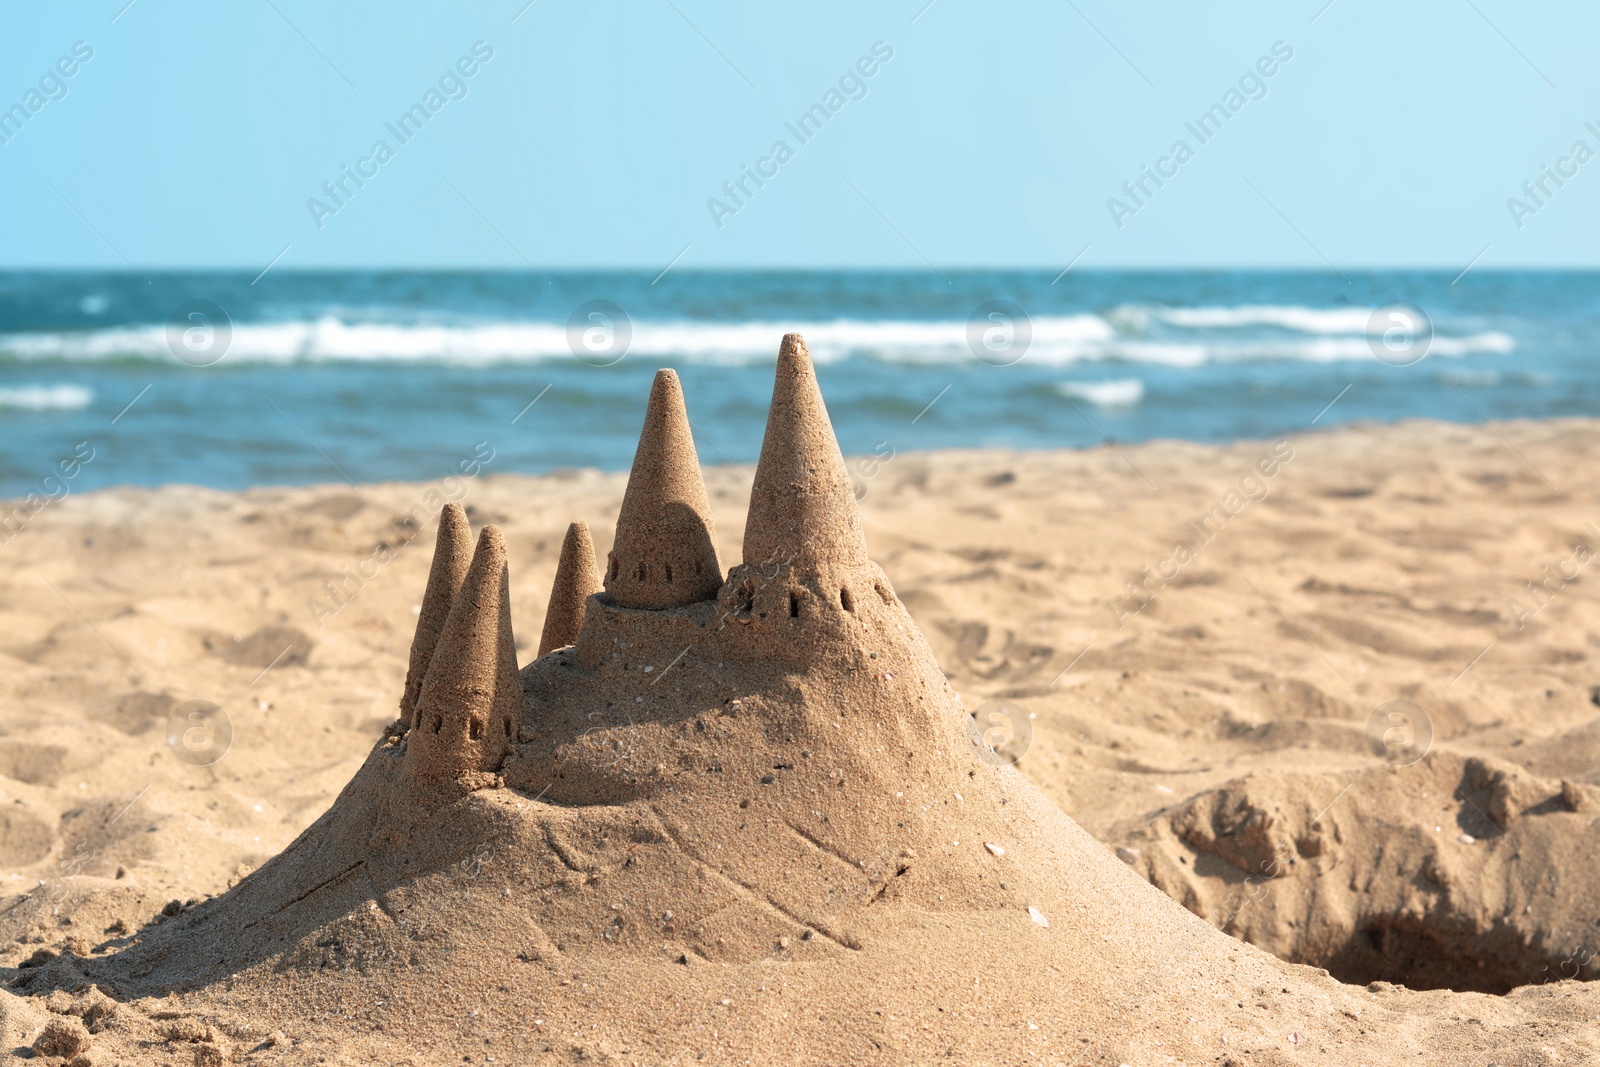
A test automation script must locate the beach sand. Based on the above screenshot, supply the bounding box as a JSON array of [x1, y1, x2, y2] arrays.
[[3, 386, 1599, 1064]]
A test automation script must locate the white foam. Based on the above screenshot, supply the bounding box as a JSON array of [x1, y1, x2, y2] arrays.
[[0, 384, 93, 410], [1431, 332, 1515, 356], [1142, 304, 1377, 334], [1056, 378, 1144, 407], [0, 316, 1515, 368], [0, 315, 1116, 367], [1100, 342, 1209, 367], [1166, 333, 1514, 364]]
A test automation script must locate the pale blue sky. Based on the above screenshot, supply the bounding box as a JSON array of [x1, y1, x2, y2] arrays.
[[0, 0, 1594, 270]]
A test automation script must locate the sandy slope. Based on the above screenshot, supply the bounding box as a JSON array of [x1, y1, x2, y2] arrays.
[[2, 411, 1599, 1064]]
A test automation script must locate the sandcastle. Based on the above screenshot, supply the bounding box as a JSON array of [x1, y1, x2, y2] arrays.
[[69, 332, 994, 982], [17, 334, 1598, 1065]]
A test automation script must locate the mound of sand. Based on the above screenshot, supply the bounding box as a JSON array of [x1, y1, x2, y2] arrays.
[[3, 337, 1599, 1064], [1111, 752, 1599, 994]]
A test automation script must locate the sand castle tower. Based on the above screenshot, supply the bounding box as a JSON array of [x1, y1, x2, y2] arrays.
[[742, 333, 869, 571], [602, 369, 722, 609], [398, 502, 472, 728], [719, 333, 895, 641], [537, 521, 601, 655], [403, 525, 522, 779]]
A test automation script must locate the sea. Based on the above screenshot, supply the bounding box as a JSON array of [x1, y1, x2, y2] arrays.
[[0, 270, 1592, 498]]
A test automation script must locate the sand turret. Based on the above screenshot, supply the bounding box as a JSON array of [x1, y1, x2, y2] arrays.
[[404, 525, 521, 778], [603, 369, 723, 609], [741, 333, 869, 574], [538, 521, 601, 655], [399, 503, 472, 728]]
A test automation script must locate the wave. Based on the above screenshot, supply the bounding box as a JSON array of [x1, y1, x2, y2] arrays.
[[0, 314, 1514, 367], [1137, 304, 1377, 334], [1115, 304, 1522, 347], [0, 315, 1112, 366], [0, 384, 93, 410], [1057, 378, 1144, 407]]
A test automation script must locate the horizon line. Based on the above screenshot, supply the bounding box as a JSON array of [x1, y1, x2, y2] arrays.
[[3, 264, 1598, 275]]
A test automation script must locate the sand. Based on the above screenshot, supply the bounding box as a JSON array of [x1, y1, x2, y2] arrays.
[[2, 341, 1598, 1065]]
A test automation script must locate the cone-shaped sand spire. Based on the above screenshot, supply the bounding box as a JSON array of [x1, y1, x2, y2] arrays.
[[400, 503, 473, 728], [538, 521, 601, 656], [742, 333, 869, 570], [603, 369, 723, 609], [404, 525, 521, 779]]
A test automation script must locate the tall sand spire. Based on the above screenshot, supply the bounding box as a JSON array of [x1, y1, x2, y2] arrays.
[[603, 369, 723, 609], [400, 503, 472, 728], [405, 525, 521, 779], [742, 333, 868, 571], [539, 520, 601, 655]]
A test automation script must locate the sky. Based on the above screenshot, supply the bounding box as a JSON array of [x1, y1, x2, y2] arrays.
[[0, 0, 1595, 271]]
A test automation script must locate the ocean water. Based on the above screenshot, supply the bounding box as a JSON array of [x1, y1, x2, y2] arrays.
[[0, 270, 1593, 498]]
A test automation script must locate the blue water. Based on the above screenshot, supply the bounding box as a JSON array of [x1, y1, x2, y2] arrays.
[[0, 270, 1594, 497]]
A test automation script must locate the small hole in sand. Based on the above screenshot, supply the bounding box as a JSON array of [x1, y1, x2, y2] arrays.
[[469, 719, 484, 740], [503, 719, 512, 738], [636, 561, 647, 582], [432, 715, 443, 734], [788, 591, 801, 618], [664, 564, 674, 583], [841, 587, 855, 613], [607, 556, 619, 580]]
